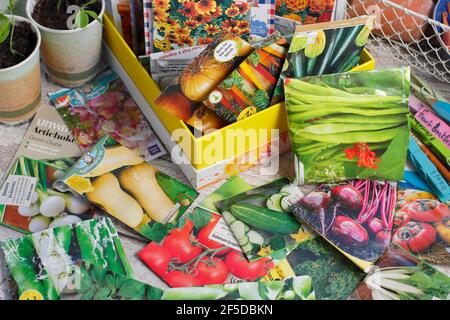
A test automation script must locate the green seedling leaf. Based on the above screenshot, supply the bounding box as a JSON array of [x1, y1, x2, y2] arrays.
[[0, 14, 11, 44], [75, 11, 89, 28]]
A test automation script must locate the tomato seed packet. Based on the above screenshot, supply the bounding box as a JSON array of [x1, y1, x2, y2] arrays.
[[54, 136, 198, 242], [1, 217, 132, 300], [49, 71, 166, 162], [290, 180, 397, 271], [215, 177, 314, 262], [286, 68, 410, 183]]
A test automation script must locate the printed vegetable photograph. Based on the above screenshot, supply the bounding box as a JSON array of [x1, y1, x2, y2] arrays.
[[155, 31, 253, 122], [0, 157, 95, 233], [1, 217, 132, 300], [152, 0, 252, 52], [275, 0, 335, 25], [285, 68, 410, 183], [392, 187, 450, 266], [62, 261, 315, 300], [291, 180, 397, 270], [354, 243, 450, 300], [50, 71, 165, 162], [54, 136, 198, 242], [215, 178, 314, 262]]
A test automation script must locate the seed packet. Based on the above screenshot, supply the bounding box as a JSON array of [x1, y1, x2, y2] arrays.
[[215, 177, 314, 262], [276, 0, 335, 24], [285, 68, 410, 183], [143, 0, 153, 55], [0, 157, 95, 233], [392, 187, 450, 266], [266, 235, 365, 300], [49, 71, 166, 162], [54, 136, 198, 242], [155, 31, 253, 121], [203, 34, 288, 123], [152, 0, 252, 52], [291, 180, 397, 271], [249, 0, 276, 42], [354, 243, 450, 300], [1, 217, 132, 300], [130, 0, 146, 56], [57, 261, 315, 300]]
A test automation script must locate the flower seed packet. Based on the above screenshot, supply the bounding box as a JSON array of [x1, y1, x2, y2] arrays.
[[276, 0, 335, 25], [215, 177, 314, 262], [49, 70, 166, 162], [152, 0, 252, 52], [54, 136, 198, 242], [290, 180, 397, 271]]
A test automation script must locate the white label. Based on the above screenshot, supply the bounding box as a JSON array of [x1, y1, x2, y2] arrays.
[[214, 40, 238, 62], [208, 91, 223, 104], [0, 175, 38, 207], [208, 217, 242, 252]]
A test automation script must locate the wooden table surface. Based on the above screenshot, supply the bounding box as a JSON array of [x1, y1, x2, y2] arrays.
[[0, 46, 449, 299]]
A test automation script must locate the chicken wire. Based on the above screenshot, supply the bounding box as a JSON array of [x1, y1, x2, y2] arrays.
[[346, 0, 450, 84]]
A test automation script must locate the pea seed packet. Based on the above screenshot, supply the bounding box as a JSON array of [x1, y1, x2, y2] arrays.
[[54, 135, 198, 242], [276, 0, 335, 25], [49, 70, 166, 162], [0, 157, 96, 234], [285, 68, 411, 183], [57, 261, 315, 300], [0, 217, 132, 300], [353, 243, 450, 300], [290, 180, 397, 271], [152, 0, 252, 52], [215, 177, 314, 262]]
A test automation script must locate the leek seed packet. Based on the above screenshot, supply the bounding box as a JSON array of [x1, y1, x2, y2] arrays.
[[54, 135, 198, 242], [215, 177, 314, 262], [285, 68, 411, 183], [1, 217, 132, 300]]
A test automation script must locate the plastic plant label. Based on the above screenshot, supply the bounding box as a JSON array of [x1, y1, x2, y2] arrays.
[[0, 175, 37, 207]]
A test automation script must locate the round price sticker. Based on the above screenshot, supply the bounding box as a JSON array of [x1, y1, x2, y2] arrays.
[[19, 289, 44, 300], [237, 107, 257, 121]]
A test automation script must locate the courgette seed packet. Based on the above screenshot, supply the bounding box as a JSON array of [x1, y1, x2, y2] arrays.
[[285, 68, 410, 183], [1, 217, 132, 300], [54, 135, 198, 242], [215, 177, 314, 262], [49, 70, 166, 162]]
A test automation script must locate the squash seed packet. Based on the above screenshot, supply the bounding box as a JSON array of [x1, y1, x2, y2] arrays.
[[215, 177, 314, 262], [290, 180, 397, 271], [1, 217, 132, 300], [49, 70, 166, 162], [53, 135, 198, 242], [285, 68, 411, 183], [58, 261, 315, 300]]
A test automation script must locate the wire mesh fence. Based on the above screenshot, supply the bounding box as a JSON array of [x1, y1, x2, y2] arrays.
[[347, 0, 450, 84]]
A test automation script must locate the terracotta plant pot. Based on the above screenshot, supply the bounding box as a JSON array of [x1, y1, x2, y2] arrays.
[[26, 0, 105, 88], [0, 15, 41, 125]]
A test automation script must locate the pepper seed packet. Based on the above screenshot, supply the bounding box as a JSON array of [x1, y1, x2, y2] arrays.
[[275, 0, 335, 25], [49, 70, 166, 162], [1, 217, 132, 300], [286, 68, 410, 183], [54, 135, 198, 242], [290, 180, 397, 271], [215, 177, 314, 262]]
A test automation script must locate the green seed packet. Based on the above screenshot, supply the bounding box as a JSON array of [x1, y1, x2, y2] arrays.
[[285, 68, 411, 183], [215, 177, 314, 262], [1, 217, 132, 300]]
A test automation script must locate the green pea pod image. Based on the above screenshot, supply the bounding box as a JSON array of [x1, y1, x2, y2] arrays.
[[161, 287, 228, 300]]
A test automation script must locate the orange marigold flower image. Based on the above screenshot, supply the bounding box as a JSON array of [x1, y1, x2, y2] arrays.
[[195, 0, 217, 15], [310, 0, 327, 12], [303, 15, 317, 24], [154, 0, 170, 9], [275, 0, 282, 10], [282, 13, 302, 22], [325, 0, 335, 10], [204, 23, 220, 34], [211, 5, 222, 18], [285, 0, 309, 12], [179, 1, 197, 17], [236, 1, 250, 14], [174, 26, 191, 38], [153, 8, 169, 21], [225, 5, 240, 17], [198, 37, 214, 44], [185, 20, 198, 28]]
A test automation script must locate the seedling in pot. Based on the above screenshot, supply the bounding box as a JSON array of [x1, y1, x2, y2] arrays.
[[73, 0, 101, 28], [0, 0, 21, 56]]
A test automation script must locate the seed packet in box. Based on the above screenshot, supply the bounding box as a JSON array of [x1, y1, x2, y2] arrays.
[[203, 33, 289, 123], [152, 0, 252, 52], [215, 177, 314, 262], [285, 68, 410, 183], [276, 0, 335, 25], [0, 217, 132, 300], [249, 0, 276, 42], [49, 71, 166, 162], [354, 243, 450, 300], [54, 135, 198, 242], [290, 180, 397, 271], [0, 156, 95, 234]]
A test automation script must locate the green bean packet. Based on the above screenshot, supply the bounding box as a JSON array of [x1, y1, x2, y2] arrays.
[[59, 261, 315, 300], [215, 177, 315, 262], [285, 68, 411, 183], [0, 217, 132, 300]]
